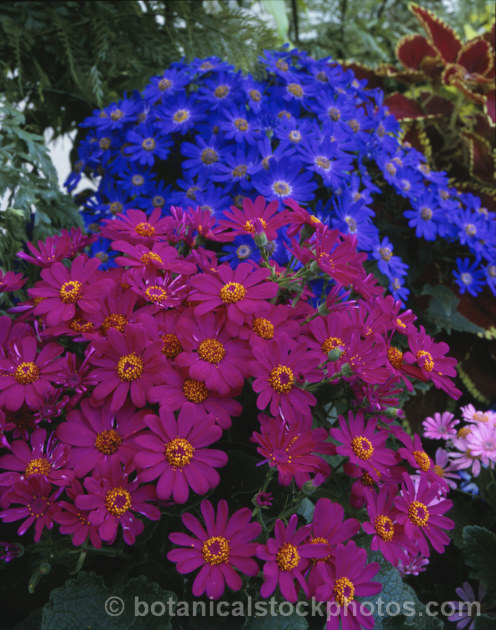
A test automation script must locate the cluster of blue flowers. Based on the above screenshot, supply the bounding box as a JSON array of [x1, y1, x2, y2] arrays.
[[67, 47, 496, 301]]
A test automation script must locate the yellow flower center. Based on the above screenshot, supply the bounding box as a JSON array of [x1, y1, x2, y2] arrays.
[[173, 109, 189, 123], [252, 317, 274, 339], [249, 89, 261, 102], [289, 130, 301, 142], [135, 222, 155, 237], [201, 148, 218, 165], [232, 164, 247, 178], [316, 156, 331, 170], [105, 487, 132, 516], [161, 333, 183, 359], [464, 224, 476, 236], [25, 458, 51, 476], [110, 201, 123, 214], [328, 107, 340, 121], [276, 542, 300, 571], [116, 352, 144, 381], [268, 365, 294, 393], [413, 450, 431, 472], [139, 252, 162, 265], [351, 436, 374, 461], [14, 362, 40, 384], [276, 59, 289, 72], [321, 337, 344, 354], [198, 338, 226, 364], [396, 318, 406, 330], [333, 576, 355, 607], [141, 138, 156, 151], [69, 317, 94, 333], [348, 119, 360, 132], [110, 109, 123, 121], [234, 118, 248, 131], [152, 195, 165, 207], [458, 426, 471, 438], [145, 286, 168, 304], [408, 501, 429, 527], [287, 83, 303, 97], [132, 175, 144, 186], [379, 247, 393, 261], [214, 85, 229, 98], [416, 350, 434, 372], [374, 514, 395, 541], [202, 536, 230, 565], [95, 429, 122, 455], [165, 437, 195, 468], [101, 313, 128, 335], [99, 137, 111, 150], [60, 280, 83, 304], [434, 464, 444, 477], [182, 378, 209, 403], [473, 412, 489, 423], [244, 218, 267, 234], [220, 282, 247, 303], [388, 346, 403, 369], [310, 537, 331, 564], [158, 78, 172, 91], [420, 207, 433, 221]]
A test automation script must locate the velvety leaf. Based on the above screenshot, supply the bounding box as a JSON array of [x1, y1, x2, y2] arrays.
[[385, 93, 426, 120], [243, 610, 308, 630], [485, 89, 495, 125], [396, 34, 439, 71], [410, 3, 462, 63], [462, 526, 496, 598], [457, 37, 494, 76]]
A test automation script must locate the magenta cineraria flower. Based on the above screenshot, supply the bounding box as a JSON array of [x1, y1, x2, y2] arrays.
[[16, 232, 71, 267], [255, 491, 273, 507], [175, 312, 252, 395], [423, 411, 459, 440], [313, 541, 381, 630], [430, 448, 460, 490], [0, 427, 73, 490], [0, 541, 23, 562], [76, 460, 160, 545], [251, 413, 334, 487], [218, 195, 290, 241], [90, 324, 167, 411], [330, 410, 397, 480], [28, 256, 113, 325], [56, 400, 144, 477], [0, 336, 65, 411], [188, 262, 278, 334], [395, 473, 454, 557], [256, 514, 328, 602], [362, 486, 415, 567], [134, 402, 227, 503], [397, 553, 429, 577], [112, 240, 197, 275], [53, 479, 102, 548], [100, 207, 172, 244], [250, 333, 321, 424], [0, 269, 26, 293], [168, 499, 261, 599], [0, 477, 62, 542]]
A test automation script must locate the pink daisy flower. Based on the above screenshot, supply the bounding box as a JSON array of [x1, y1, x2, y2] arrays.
[[53, 479, 102, 548], [362, 486, 416, 567], [460, 404, 496, 426], [397, 553, 429, 577], [167, 499, 261, 599], [188, 263, 278, 334], [134, 402, 227, 503], [0, 427, 73, 491], [0, 269, 26, 293], [89, 324, 167, 412], [313, 540, 381, 630], [250, 414, 334, 487], [175, 312, 252, 395], [217, 195, 289, 242], [250, 333, 321, 424], [256, 514, 329, 602], [149, 367, 242, 430], [395, 472, 454, 557], [430, 448, 460, 490], [330, 410, 397, 480], [450, 436, 482, 477], [0, 477, 62, 542], [466, 422, 496, 467], [0, 336, 65, 411], [76, 460, 160, 545], [28, 256, 113, 326], [56, 400, 144, 477], [423, 411, 459, 440], [404, 326, 462, 399], [100, 207, 171, 244]]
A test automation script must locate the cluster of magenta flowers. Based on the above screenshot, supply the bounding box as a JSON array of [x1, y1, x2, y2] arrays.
[[422, 404, 496, 488], [64, 50, 496, 302], [0, 196, 463, 627]]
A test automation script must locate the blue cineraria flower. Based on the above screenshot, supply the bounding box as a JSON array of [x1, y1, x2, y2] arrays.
[[453, 258, 486, 297], [142, 68, 191, 104], [484, 261, 496, 295], [389, 275, 410, 303], [241, 76, 266, 113], [458, 471, 479, 495], [274, 118, 320, 151], [196, 70, 243, 109], [84, 92, 142, 131], [218, 108, 260, 145], [256, 137, 297, 172], [453, 207, 491, 253], [313, 91, 357, 127], [252, 158, 317, 204], [404, 191, 441, 240], [297, 137, 353, 189], [259, 47, 298, 78], [372, 237, 404, 278], [393, 166, 425, 199], [188, 57, 235, 77], [332, 199, 378, 252], [82, 184, 134, 224], [211, 146, 260, 191], [265, 232, 292, 266], [194, 185, 232, 217], [89, 238, 118, 269], [136, 181, 175, 213], [156, 95, 207, 134], [181, 135, 226, 177], [171, 172, 210, 206], [220, 235, 261, 268], [118, 165, 156, 197], [124, 124, 173, 166], [276, 76, 319, 103]]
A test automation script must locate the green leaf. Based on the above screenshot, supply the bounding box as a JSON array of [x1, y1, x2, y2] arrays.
[[242, 608, 308, 630], [422, 284, 484, 334], [261, 0, 291, 44], [297, 497, 315, 523], [41, 571, 177, 630], [474, 615, 496, 630], [462, 526, 496, 597]]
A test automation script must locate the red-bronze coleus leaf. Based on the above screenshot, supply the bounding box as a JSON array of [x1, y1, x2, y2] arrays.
[[457, 36, 495, 77], [401, 123, 432, 159], [420, 93, 454, 117], [441, 65, 487, 104], [396, 33, 440, 71], [485, 89, 495, 125], [410, 2, 462, 63], [376, 63, 424, 84], [385, 93, 426, 120], [464, 132, 495, 185]]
